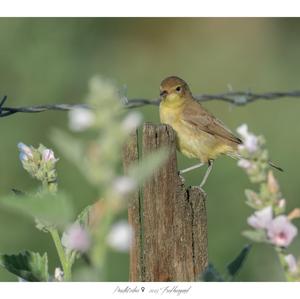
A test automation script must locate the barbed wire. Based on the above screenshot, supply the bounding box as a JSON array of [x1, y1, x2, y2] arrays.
[[122, 90, 300, 108], [1, 90, 300, 118], [0, 96, 89, 118]]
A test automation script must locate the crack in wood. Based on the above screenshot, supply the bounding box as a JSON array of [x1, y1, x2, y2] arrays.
[[123, 123, 208, 282]]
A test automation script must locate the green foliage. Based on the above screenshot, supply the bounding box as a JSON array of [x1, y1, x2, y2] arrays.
[[201, 264, 224, 282], [202, 245, 251, 282], [245, 189, 263, 209], [0, 75, 167, 282], [0, 192, 74, 230], [50, 129, 85, 174], [242, 229, 268, 243], [0, 251, 49, 282], [226, 245, 252, 279], [76, 206, 91, 228]]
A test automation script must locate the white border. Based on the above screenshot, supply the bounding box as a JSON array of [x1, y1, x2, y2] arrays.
[[0, 0, 299, 17], [1, 282, 300, 299]]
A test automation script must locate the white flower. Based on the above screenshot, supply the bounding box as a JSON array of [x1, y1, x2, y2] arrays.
[[113, 176, 137, 196], [237, 159, 252, 169], [247, 206, 273, 229], [54, 267, 64, 282], [42, 149, 56, 162], [267, 215, 298, 247], [107, 220, 132, 252], [236, 124, 249, 137], [284, 254, 298, 274], [61, 223, 90, 253], [243, 135, 259, 153], [122, 112, 143, 133], [236, 124, 259, 153], [68, 108, 95, 132]]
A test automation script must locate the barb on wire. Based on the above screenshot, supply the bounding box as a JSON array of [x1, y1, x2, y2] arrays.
[[124, 90, 300, 108], [1, 90, 300, 118]]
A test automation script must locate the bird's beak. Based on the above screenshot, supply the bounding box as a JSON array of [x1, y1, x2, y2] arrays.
[[160, 90, 168, 97]]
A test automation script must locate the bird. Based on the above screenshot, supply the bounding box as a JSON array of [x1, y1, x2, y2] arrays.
[[159, 76, 282, 188]]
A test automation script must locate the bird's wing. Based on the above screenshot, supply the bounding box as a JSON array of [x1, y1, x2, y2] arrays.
[[182, 100, 242, 144]]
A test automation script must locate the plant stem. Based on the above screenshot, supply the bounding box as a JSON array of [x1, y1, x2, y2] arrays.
[[275, 247, 294, 282], [49, 228, 72, 281]]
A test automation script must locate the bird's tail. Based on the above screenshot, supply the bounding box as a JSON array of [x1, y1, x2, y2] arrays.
[[226, 152, 283, 172]]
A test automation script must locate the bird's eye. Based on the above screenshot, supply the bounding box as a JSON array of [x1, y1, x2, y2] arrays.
[[176, 86, 181, 92]]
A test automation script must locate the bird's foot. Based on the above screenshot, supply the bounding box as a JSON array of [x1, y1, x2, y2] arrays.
[[177, 171, 186, 184]]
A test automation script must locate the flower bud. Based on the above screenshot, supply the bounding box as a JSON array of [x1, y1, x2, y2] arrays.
[[17, 142, 33, 159], [19, 152, 28, 162], [267, 171, 279, 194], [54, 267, 64, 282], [278, 199, 286, 209], [42, 149, 56, 162], [238, 159, 252, 169], [284, 254, 298, 274], [288, 208, 300, 221]]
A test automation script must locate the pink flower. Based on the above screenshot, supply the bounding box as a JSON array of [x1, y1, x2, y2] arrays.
[[247, 206, 273, 229], [284, 254, 298, 274], [243, 135, 259, 153], [267, 215, 298, 247], [42, 149, 56, 162], [61, 223, 90, 253]]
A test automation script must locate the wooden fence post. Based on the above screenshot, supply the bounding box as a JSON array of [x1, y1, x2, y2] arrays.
[[123, 123, 208, 282]]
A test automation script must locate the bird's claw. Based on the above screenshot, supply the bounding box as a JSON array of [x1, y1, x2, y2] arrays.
[[177, 171, 186, 184]]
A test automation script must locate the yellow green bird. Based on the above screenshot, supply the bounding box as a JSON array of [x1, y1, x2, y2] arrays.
[[159, 76, 281, 188]]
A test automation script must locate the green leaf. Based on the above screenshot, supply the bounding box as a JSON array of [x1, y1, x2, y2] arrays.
[[242, 229, 268, 243], [245, 189, 262, 209], [128, 148, 168, 184], [226, 244, 251, 278], [0, 192, 74, 229], [201, 264, 224, 282], [76, 206, 91, 228], [0, 251, 49, 282], [50, 129, 84, 167]]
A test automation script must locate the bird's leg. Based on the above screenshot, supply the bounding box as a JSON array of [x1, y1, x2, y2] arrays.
[[179, 162, 205, 175], [199, 160, 214, 188]]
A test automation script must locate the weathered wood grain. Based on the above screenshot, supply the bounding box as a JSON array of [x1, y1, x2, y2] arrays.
[[122, 130, 142, 281], [124, 123, 208, 282]]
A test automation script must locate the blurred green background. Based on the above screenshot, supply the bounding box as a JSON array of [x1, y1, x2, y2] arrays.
[[0, 18, 299, 281]]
